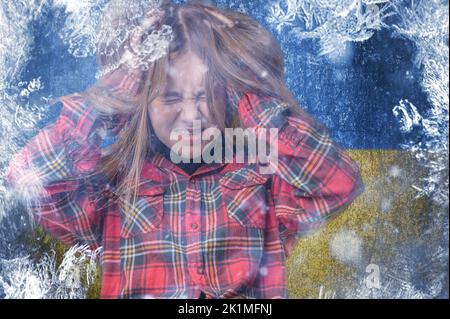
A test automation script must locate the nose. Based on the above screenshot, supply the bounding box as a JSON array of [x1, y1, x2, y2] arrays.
[[178, 99, 202, 124]]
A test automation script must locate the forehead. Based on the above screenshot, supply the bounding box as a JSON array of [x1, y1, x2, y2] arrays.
[[164, 51, 207, 92]]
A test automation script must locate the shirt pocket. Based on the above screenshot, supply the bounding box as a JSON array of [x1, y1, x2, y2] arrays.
[[219, 167, 270, 229], [120, 182, 166, 238]]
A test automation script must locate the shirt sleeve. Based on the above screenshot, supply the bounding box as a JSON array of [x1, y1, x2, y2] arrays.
[[4, 95, 128, 249], [234, 91, 365, 256]]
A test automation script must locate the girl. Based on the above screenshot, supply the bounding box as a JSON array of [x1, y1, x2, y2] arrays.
[[4, 1, 364, 299]]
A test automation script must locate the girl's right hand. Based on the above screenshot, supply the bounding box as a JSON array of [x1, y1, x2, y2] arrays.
[[90, 7, 167, 115]]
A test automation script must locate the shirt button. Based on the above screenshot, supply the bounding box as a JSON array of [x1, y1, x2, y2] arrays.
[[191, 223, 198, 230], [197, 267, 204, 275]]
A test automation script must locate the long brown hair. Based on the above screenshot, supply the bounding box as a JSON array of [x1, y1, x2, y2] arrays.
[[60, 0, 318, 207]]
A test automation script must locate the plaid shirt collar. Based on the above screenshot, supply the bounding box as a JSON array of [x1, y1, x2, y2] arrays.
[[145, 151, 228, 179]]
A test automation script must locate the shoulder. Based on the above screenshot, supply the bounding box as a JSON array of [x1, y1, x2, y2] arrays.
[[58, 93, 91, 117]]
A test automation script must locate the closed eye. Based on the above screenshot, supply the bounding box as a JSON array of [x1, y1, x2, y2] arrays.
[[196, 92, 206, 101], [164, 98, 182, 104], [162, 92, 182, 104]]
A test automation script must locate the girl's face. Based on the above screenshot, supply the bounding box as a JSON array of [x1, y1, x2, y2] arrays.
[[148, 50, 218, 161]]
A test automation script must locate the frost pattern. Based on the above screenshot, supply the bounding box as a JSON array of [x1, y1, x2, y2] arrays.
[[54, 0, 173, 78], [392, 99, 422, 133], [0, 245, 101, 299], [54, 0, 108, 58], [391, 0, 449, 206], [266, 0, 395, 57], [0, 1, 51, 225]]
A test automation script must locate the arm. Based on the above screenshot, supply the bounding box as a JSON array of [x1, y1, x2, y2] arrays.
[[231, 91, 365, 257], [4, 7, 162, 248], [4, 93, 129, 249]]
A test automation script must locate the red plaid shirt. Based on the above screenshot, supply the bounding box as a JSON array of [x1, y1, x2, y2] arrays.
[[5, 69, 364, 299]]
